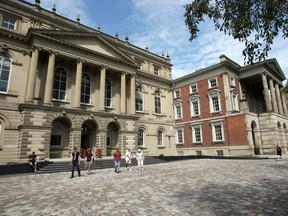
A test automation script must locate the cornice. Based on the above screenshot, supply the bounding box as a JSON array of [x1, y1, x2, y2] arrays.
[[136, 70, 172, 86]]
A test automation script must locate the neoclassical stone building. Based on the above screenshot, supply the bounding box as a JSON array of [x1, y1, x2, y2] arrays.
[[0, 0, 175, 163], [173, 55, 288, 156]]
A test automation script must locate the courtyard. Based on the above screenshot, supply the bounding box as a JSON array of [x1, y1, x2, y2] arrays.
[[0, 158, 288, 216]]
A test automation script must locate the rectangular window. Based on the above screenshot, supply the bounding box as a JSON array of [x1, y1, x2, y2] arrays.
[[2, 16, 16, 30], [174, 89, 181, 98], [190, 84, 198, 94], [212, 96, 220, 112], [136, 87, 143, 112], [154, 69, 159, 75], [175, 103, 182, 119], [217, 150, 224, 156], [176, 127, 184, 144], [196, 151, 202, 156], [192, 125, 202, 144], [192, 100, 199, 115], [211, 121, 224, 142], [208, 78, 217, 88]]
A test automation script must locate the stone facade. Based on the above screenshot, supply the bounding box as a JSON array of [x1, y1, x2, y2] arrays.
[[0, 0, 175, 163]]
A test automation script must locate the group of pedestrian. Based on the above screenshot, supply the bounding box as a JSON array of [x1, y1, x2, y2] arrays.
[[114, 147, 145, 173]]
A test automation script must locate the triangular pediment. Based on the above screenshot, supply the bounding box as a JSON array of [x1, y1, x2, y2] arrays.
[[28, 30, 138, 66]]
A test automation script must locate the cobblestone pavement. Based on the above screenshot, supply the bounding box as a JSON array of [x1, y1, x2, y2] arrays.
[[0, 158, 288, 216]]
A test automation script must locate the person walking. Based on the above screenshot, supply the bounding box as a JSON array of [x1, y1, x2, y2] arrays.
[[125, 148, 132, 171], [28, 151, 37, 172], [113, 147, 121, 173], [276, 145, 282, 159], [136, 149, 145, 171], [70, 146, 81, 178], [85, 148, 93, 175]]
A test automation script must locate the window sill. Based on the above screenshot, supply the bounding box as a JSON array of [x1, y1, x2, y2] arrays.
[[157, 145, 165, 149], [175, 143, 184, 145], [190, 115, 201, 119], [192, 142, 203, 145], [209, 111, 222, 116]]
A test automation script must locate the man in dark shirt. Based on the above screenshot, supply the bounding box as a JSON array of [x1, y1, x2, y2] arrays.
[[70, 146, 81, 178], [28, 152, 37, 172]]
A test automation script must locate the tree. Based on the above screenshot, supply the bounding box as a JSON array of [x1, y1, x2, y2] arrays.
[[184, 0, 288, 64]]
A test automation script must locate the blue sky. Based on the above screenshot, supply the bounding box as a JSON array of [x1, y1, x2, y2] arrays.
[[25, 0, 288, 80]]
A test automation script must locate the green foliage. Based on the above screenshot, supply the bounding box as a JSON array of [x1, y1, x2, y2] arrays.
[[184, 0, 288, 64]]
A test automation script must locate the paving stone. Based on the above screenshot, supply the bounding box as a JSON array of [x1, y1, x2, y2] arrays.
[[0, 158, 288, 215]]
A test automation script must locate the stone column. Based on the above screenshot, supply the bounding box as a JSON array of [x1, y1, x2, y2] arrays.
[[261, 73, 272, 112], [99, 66, 106, 111], [74, 59, 83, 108], [130, 74, 136, 114], [25, 47, 39, 102], [275, 83, 284, 115], [269, 78, 278, 113], [281, 94, 288, 116], [120, 72, 126, 113], [43, 51, 55, 104]]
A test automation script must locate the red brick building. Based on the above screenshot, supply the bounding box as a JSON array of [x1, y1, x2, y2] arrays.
[[173, 55, 288, 156]]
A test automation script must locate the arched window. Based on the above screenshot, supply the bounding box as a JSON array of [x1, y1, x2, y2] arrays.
[[138, 129, 144, 146], [157, 130, 163, 146], [81, 74, 91, 104], [136, 86, 143, 112], [53, 67, 67, 100], [0, 55, 11, 93], [105, 79, 112, 107], [154, 90, 161, 114]]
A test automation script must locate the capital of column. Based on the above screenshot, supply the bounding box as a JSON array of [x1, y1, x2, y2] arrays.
[[48, 50, 58, 56], [101, 65, 108, 70], [77, 58, 86, 63]]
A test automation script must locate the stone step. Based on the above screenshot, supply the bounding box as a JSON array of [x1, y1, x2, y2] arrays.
[[36, 157, 168, 174]]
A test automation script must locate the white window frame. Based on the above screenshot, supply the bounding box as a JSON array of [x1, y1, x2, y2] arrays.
[[174, 101, 183, 119], [211, 121, 225, 142], [189, 96, 200, 117], [190, 83, 198, 94], [208, 91, 221, 113], [191, 124, 202, 144], [208, 77, 218, 88], [174, 89, 181, 98], [175, 127, 184, 144]]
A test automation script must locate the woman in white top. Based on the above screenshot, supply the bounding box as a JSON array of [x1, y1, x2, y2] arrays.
[[125, 148, 132, 171], [136, 149, 145, 171]]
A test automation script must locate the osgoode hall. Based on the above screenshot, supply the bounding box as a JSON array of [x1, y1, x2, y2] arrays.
[[0, 0, 287, 164]]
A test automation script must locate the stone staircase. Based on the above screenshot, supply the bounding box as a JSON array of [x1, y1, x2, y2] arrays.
[[36, 156, 168, 174]]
